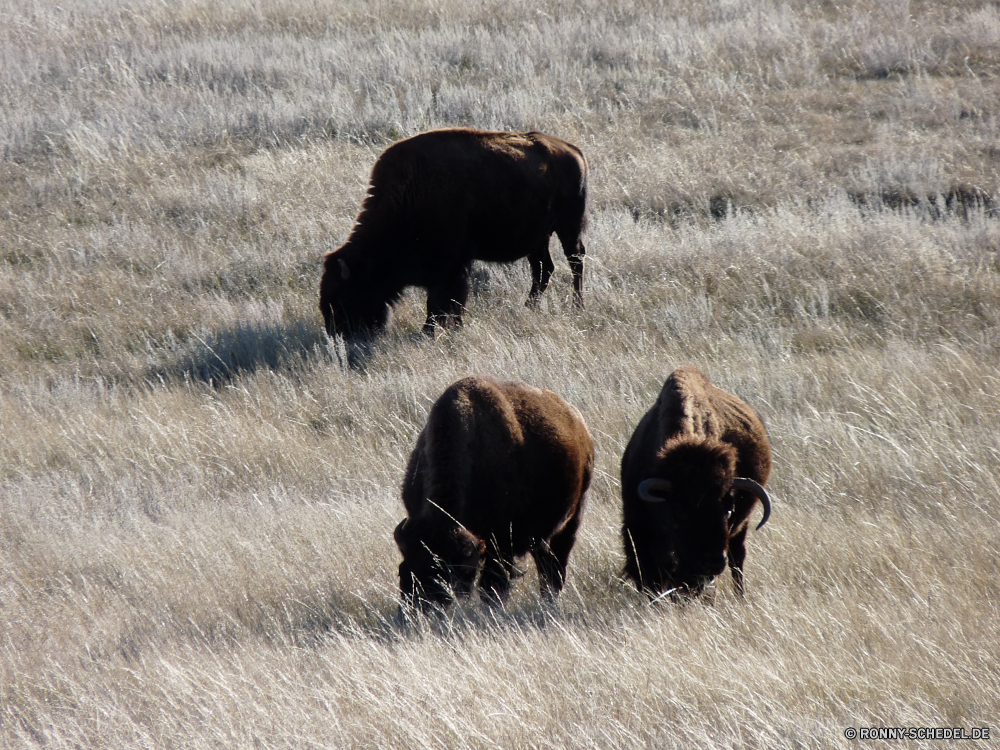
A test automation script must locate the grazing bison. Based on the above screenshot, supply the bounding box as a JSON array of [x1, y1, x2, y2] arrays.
[[320, 128, 588, 337], [394, 375, 593, 610], [621, 366, 772, 601]]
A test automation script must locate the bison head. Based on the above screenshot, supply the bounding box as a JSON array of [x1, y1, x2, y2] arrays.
[[319, 253, 391, 337], [394, 518, 486, 610], [636, 437, 770, 598]]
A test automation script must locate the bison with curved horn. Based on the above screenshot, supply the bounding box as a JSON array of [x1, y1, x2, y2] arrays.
[[621, 366, 773, 602], [320, 128, 588, 337], [394, 375, 593, 611]]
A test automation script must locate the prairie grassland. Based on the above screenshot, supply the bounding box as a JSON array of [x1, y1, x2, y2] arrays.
[[2, 0, 999, 747]]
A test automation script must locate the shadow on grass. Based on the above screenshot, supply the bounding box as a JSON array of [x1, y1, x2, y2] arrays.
[[294, 572, 653, 650], [847, 185, 996, 220], [142, 318, 389, 386], [288, 592, 571, 649]]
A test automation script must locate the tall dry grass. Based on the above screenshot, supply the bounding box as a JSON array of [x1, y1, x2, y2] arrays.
[[2, 0, 999, 747]]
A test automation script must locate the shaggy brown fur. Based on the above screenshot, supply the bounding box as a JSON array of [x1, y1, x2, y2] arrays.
[[319, 128, 588, 337], [394, 375, 593, 610], [620, 366, 773, 601]]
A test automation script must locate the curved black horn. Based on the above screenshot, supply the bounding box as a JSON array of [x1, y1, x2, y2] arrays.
[[637, 478, 673, 503], [393, 518, 409, 546], [731, 478, 771, 530]]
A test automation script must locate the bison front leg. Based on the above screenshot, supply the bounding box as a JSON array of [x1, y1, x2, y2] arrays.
[[727, 526, 750, 598], [424, 267, 472, 334], [478, 540, 514, 607], [525, 240, 555, 307]]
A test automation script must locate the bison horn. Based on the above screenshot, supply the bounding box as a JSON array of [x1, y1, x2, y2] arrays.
[[731, 478, 772, 530], [393, 519, 409, 547], [338, 258, 351, 280], [637, 478, 672, 503]]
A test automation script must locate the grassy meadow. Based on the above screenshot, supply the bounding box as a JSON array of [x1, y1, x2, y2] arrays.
[[2, 0, 1000, 746]]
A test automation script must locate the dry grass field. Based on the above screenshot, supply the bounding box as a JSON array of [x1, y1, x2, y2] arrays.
[[2, 0, 999, 747]]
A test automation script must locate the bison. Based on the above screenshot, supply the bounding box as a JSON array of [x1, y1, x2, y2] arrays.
[[393, 375, 593, 611], [620, 366, 772, 602], [320, 128, 588, 337]]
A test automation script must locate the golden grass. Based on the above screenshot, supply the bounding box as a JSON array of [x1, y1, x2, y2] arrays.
[[2, 0, 999, 747]]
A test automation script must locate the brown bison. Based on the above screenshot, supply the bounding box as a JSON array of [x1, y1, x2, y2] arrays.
[[320, 128, 588, 337], [620, 366, 772, 601], [394, 375, 593, 610]]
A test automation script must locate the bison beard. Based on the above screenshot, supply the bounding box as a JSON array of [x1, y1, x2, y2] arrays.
[[319, 128, 588, 337], [621, 366, 773, 602], [394, 375, 594, 612]]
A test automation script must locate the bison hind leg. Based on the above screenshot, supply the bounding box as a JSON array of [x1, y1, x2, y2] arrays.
[[531, 541, 565, 601], [534, 507, 583, 598], [567, 241, 585, 309], [555, 230, 585, 309], [525, 239, 555, 307]]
